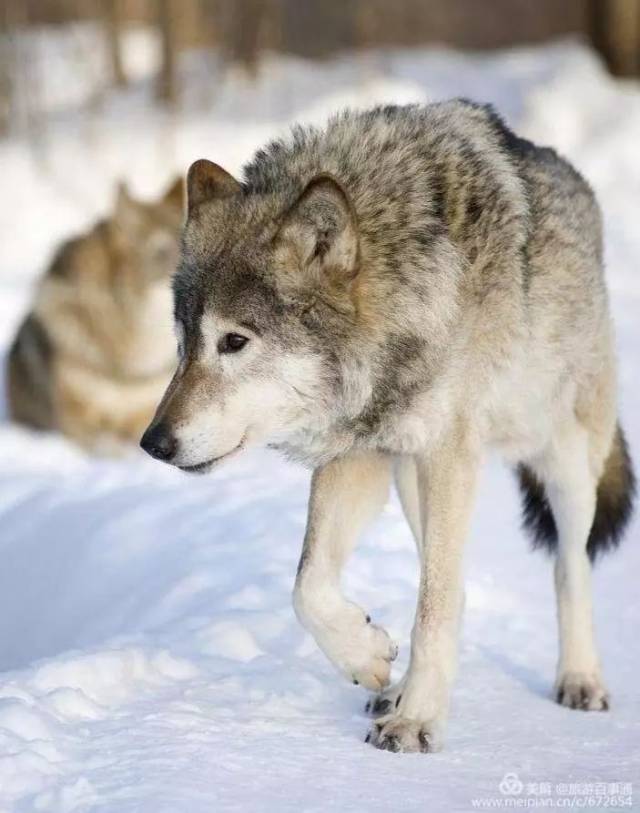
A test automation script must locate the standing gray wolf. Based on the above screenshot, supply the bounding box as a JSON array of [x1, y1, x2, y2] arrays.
[[7, 179, 183, 452], [141, 102, 635, 753]]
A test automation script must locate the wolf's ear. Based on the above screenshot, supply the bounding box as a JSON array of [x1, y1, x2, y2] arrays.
[[114, 182, 143, 229], [274, 174, 359, 280], [186, 159, 242, 215], [162, 176, 185, 213]]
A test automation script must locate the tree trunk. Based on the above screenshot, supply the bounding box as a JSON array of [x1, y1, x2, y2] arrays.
[[103, 0, 127, 88], [157, 0, 178, 105]]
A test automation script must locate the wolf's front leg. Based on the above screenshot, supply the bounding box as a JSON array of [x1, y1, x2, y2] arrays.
[[368, 431, 479, 752], [293, 451, 397, 691]]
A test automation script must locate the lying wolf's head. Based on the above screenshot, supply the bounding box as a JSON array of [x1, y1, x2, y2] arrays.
[[35, 177, 184, 376], [141, 159, 362, 472], [8, 178, 185, 446]]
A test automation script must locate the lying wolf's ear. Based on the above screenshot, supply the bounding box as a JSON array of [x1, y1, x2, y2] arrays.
[[162, 176, 185, 214], [186, 159, 242, 215], [274, 174, 359, 279], [115, 182, 143, 229]]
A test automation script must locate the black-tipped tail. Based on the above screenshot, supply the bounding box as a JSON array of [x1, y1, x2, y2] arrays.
[[517, 424, 635, 563]]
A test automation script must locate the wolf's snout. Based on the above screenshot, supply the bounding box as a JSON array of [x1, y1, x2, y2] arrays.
[[140, 421, 177, 462]]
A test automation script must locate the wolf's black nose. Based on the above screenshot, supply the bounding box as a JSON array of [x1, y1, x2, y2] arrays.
[[140, 422, 177, 462]]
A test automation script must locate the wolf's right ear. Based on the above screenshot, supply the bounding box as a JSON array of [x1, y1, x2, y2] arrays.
[[186, 159, 242, 216], [273, 174, 359, 281]]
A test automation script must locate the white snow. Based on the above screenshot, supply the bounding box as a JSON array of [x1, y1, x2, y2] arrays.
[[0, 37, 639, 813]]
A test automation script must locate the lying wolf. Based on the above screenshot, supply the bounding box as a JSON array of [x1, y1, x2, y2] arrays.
[[8, 179, 183, 451], [141, 102, 635, 753]]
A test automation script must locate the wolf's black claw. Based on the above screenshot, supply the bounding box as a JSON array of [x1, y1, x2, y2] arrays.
[[371, 697, 391, 715], [418, 730, 431, 752]]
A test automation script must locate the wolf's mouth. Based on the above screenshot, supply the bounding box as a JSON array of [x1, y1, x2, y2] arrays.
[[178, 438, 245, 474]]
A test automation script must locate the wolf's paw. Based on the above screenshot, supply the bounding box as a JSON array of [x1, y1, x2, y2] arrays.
[[316, 609, 397, 692], [342, 617, 397, 692], [555, 672, 609, 711], [365, 714, 443, 754], [365, 680, 405, 716]]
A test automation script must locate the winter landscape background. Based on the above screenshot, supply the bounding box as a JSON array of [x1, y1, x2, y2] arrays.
[[0, 30, 638, 813]]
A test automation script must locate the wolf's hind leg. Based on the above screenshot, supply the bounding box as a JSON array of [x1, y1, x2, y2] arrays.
[[535, 419, 609, 710], [293, 451, 397, 691], [394, 455, 423, 550]]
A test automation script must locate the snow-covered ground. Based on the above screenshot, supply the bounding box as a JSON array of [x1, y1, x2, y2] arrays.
[[0, 38, 639, 812]]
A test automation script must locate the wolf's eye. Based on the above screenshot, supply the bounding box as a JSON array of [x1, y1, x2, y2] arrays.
[[218, 333, 249, 354]]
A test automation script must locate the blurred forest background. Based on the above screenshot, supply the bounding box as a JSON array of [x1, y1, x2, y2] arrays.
[[0, 0, 639, 140]]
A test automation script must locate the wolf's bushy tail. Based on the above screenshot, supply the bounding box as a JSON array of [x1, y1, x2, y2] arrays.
[[7, 313, 54, 431], [517, 424, 636, 563]]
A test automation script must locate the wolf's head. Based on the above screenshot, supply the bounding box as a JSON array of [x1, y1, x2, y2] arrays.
[[141, 159, 362, 472], [48, 178, 184, 292], [36, 177, 185, 378]]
